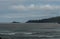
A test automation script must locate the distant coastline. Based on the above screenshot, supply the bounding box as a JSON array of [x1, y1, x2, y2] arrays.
[[26, 16, 60, 23]]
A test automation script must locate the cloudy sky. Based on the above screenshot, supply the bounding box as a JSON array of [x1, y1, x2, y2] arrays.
[[0, 0, 60, 22]]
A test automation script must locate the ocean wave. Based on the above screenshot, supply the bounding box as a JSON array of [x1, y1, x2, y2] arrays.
[[0, 32, 16, 35], [38, 35, 54, 38], [0, 32, 33, 35]]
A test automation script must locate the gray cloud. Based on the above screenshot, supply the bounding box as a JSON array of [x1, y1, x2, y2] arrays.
[[9, 4, 60, 11], [0, 0, 60, 22]]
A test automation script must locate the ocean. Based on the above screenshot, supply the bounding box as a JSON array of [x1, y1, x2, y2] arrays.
[[0, 23, 60, 39], [0, 29, 60, 39]]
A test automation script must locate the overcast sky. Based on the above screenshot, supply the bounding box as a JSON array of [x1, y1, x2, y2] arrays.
[[0, 0, 60, 22]]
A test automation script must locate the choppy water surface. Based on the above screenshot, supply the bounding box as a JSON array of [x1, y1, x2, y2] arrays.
[[0, 29, 60, 39]]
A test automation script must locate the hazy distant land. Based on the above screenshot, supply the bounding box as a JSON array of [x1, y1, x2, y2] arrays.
[[26, 16, 60, 23]]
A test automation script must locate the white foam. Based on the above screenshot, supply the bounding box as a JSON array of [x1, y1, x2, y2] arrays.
[[0, 32, 16, 35]]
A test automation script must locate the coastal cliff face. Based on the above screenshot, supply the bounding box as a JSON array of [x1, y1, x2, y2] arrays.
[[26, 16, 60, 23]]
